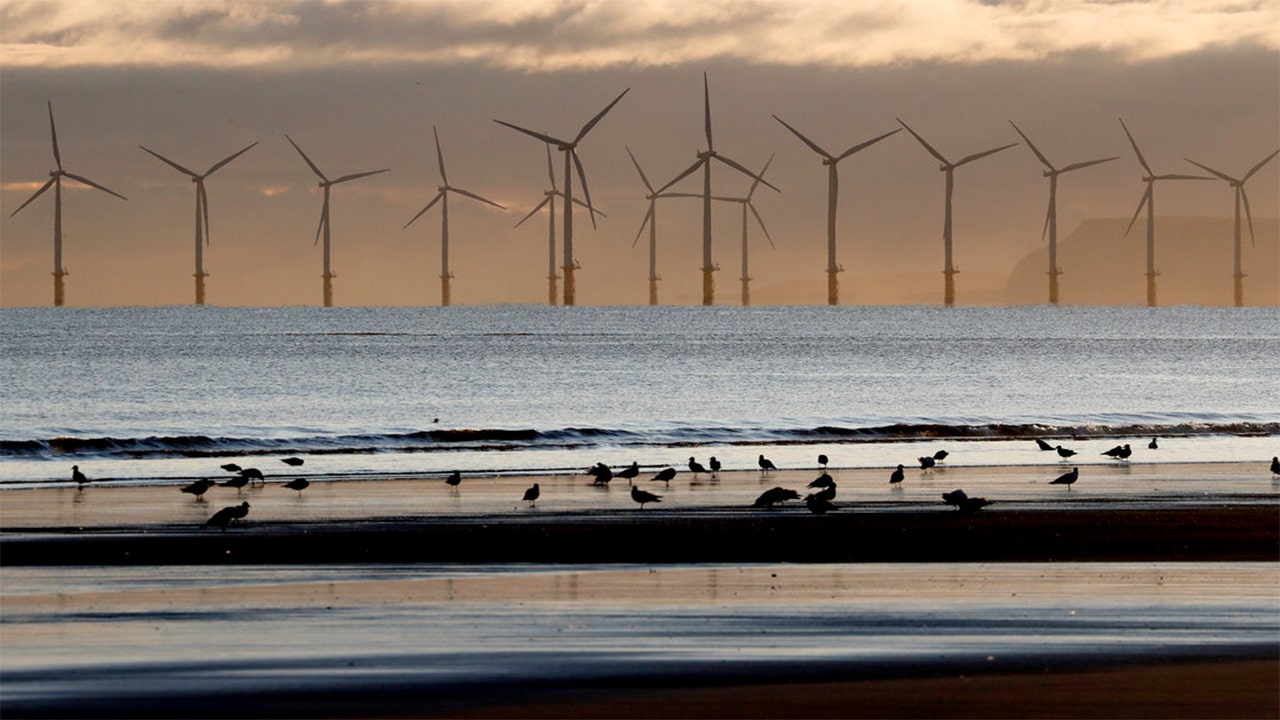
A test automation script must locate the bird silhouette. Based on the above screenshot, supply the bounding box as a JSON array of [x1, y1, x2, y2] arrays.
[[281, 457, 304, 467], [804, 494, 836, 514], [889, 464, 905, 484], [616, 462, 640, 483], [204, 501, 249, 532], [813, 483, 837, 502], [807, 472, 835, 489], [918, 456, 936, 470], [445, 470, 462, 488], [688, 457, 708, 477], [1055, 446, 1077, 459], [817, 453, 829, 469], [758, 454, 777, 472], [1102, 444, 1132, 461], [219, 474, 249, 491], [239, 467, 265, 485], [522, 483, 540, 507], [708, 457, 722, 475], [71, 465, 89, 488], [283, 478, 310, 496], [957, 496, 993, 513], [182, 478, 217, 500], [932, 450, 949, 462], [941, 488, 968, 506], [220, 463, 242, 472], [1271, 457, 1279, 476], [1051, 467, 1080, 489], [1149, 437, 1159, 450], [590, 463, 613, 486], [651, 467, 677, 485], [752, 487, 800, 508], [630, 485, 662, 508], [1035, 439, 1054, 451]]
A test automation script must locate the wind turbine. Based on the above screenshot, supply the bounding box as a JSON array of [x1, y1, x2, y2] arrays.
[[1118, 118, 1209, 307], [138, 141, 258, 305], [898, 119, 1017, 307], [1007, 121, 1117, 305], [772, 116, 899, 305], [625, 146, 687, 306], [9, 101, 127, 306], [656, 73, 780, 306], [286, 135, 389, 307], [404, 126, 506, 307], [1183, 150, 1279, 306], [494, 88, 630, 306], [513, 143, 597, 306]]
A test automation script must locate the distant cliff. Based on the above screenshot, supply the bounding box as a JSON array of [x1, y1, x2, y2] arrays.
[[1006, 217, 1279, 306]]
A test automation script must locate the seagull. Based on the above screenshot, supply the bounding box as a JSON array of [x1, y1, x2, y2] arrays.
[[220, 463, 242, 472], [918, 456, 936, 470], [941, 489, 968, 506], [958, 496, 993, 513], [817, 453, 829, 470], [651, 467, 677, 485], [1055, 446, 1077, 459], [752, 487, 800, 508], [758, 454, 777, 472], [813, 483, 837, 502], [688, 457, 708, 478], [71, 465, 89, 488], [630, 485, 662, 509], [889, 464, 905, 484], [932, 450, 949, 462], [204, 501, 249, 532], [616, 462, 641, 483], [1102, 444, 1132, 461], [1271, 457, 1279, 476], [708, 457, 721, 475], [807, 472, 835, 489], [281, 457, 304, 467], [804, 494, 836, 515], [239, 467, 265, 485], [445, 470, 462, 488], [522, 483, 540, 507], [219, 474, 249, 490], [1051, 467, 1079, 489], [1148, 437, 1159, 450], [283, 478, 310, 496], [181, 478, 217, 500], [590, 463, 613, 486], [1035, 439, 1055, 451]]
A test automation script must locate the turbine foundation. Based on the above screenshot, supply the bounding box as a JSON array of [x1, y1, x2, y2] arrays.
[[827, 269, 840, 306], [944, 268, 957, 308], [547, 276, 558, 307], [195, 272, 207, 306], [53, 271, 66, 308], [702, 267, 715, 306], [648, 277, 659, 306], [741, 277, 750, 307], [1146, 272, 1158, 308], [1233, 273, 1245, 307], [323, 273, 334, 308], [1048, 269, 1061, 305], [441, 275, 452, 307], [563, 264, 576, 307]]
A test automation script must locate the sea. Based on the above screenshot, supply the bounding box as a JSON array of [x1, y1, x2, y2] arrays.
[[1, 304, 1278, 488]]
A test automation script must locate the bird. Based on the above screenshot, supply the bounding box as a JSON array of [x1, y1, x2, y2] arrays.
[[239, 467, 265, 485], [1271, 457, 1280, 476], [957, 496, 994, 513], [889, 464, 905, 484], [1035, 439, 1055, 451], [807, 472, 835, 489], [445, 470, 461, 488], [522, 483, 540, 507], [651, 467, 677, 485], [219, 474, 249, 490], [181, 478, 217, 500], [708, 457, 722, 475], [918, 455, 936, 470], [220, 463, 242, 472], [752, 487, 800, 508], [1055, 446, 1077, 459], [1148, 437, 1159, 450], [1051, 467, 1080, 489], [281, 457, 304, 467], [590, 463, 613, 486], [616, 462, 640, 483], [204, 501, 249, 532], [942, 489, 968, 506], [758, 454, 777, 472], [688, 457, 708, 478], [817, 453, 829, 470], [804, 494, 836, 515], [813, 483, 837, 502], [932, 450, 949, 462], [283, 478, 310, 495], [71, 465, 89, 487], [1102, 444, 1132, 461], [630, 485, 662, 508]]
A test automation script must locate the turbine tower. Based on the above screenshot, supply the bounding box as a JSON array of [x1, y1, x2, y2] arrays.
[[495, 88, 629, 306], [898, 118, 1016, 307], [773, 115, 899, 305], [9, 101, 127, 306], [286, 135, 389, 307], [1183, 150, 1279, 306], [513, 144, 596, 306], [625, 147, 685, 306], [139, 141, 258, 305], [1118, 118, 1208, 307], [1007, 121, 1117, 305], [404, 126, 506, 307], [656, 73, 780, 306]]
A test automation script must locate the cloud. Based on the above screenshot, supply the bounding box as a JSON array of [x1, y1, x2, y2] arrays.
[[2, 0, 1276, 71]]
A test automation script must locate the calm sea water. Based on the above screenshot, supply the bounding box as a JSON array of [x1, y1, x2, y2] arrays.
[[1, 305, 1277, 486]]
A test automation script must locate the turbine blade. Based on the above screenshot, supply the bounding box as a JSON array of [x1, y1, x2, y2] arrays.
[[286, 135, 327, 182], [573, 87, 630, 145], [493, 120, 566, 147], [569, 195, 600, 215], [834, 127, 902, 162], [315, 195, 328, 245], [703, 72, 713, 152], [1118, 118, 1152, 175], [1060, 156, 1119, 173], [654, 158, 706, 194], [9, 177, 56, 217], [632, 205, 653, 248], [772, 115, 832, 159], [1154, 173, 1209, 181], [746, 154, 775, 199], [625, 146, 654, 193], [1243, 149, 1279, 181], [514, 196, 552, 229], [1125, 185, 1151, 237], [897, 118, 949, 165], [403, 192, 443, 229], [433, 125, 448, 185], [64, 172, 127, 200], [1183, 157, 1234, 183], [572, 151, 598, 229], [956, 142, 1018, 167], [139, 145, 197, 177], [1241, 187, 1256, 246], [1008, 121, 1054, 170], [452, 186, 505, 210], [1041, 201, 1052, 243], [332, 168, 390, 184], [205, 141, 259, 177], [199, 182, 211, 246], [47, 101, 62, 171], [660, 192, 703, 199], [545, 143, 557, 190], [748, 202, 775, 249], [714, 155, 781, 193]]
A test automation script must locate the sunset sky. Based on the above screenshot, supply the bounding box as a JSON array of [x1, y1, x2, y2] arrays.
[[2, 0, 1277, 307]]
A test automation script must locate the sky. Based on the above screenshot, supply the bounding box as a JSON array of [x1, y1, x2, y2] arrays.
[[1, 0, 1277, 307]]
